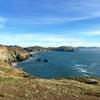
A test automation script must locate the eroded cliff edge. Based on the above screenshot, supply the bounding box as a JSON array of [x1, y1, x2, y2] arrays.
[[0, 45, 31, 63]]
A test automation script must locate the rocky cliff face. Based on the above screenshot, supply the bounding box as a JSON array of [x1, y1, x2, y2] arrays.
[[0, 45, 30, 63]]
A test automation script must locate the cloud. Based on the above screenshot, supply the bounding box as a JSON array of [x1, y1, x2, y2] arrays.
[[0, 32, 100, 47], [0, 16, 6, 28], [82, 30, 100, 36], [0, 1, 100, 47], [2, 0, 100, 25], [7, 12, 100, 25], [0, 24, 4, 28], [0, 16, 6, 22], [6, 15, 100, 26]]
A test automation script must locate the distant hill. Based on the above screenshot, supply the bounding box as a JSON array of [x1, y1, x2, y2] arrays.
[[24, 46, 76, 52]]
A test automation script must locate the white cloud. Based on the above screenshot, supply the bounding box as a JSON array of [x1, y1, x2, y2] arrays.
[[0, 16, 6, 22], [0, 16, 6, 28], [1, 0, 100, 25], [4, 0, 100, 25], [0, 24, 4, 28], [7, 12, 100, 25], [0, 33, 100, 47], [82, 30, 100, 36]]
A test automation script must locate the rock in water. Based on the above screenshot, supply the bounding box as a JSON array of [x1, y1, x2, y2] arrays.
[[86, 79, 98, 84], [43, 59, 48, 62]]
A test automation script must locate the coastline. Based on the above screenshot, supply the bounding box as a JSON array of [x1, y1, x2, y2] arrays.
[[11, 61, 100, 81], [12, 52, 99, 79], [0, 52, 100, 100]]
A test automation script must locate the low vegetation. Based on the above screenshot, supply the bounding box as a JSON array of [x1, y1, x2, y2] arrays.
[[0, 45, 100, 100], [0, 76, 100, 100], [0, 63, 100, 100]]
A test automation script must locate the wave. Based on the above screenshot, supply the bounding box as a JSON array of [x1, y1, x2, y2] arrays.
[[73, 64, 88, 73]]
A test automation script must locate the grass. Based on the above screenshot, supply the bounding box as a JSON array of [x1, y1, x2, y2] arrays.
[[0, 66, 13, 73], [0, 63, 100, 100], [0, 77, 99, 100], [0, 77, 13, 83]]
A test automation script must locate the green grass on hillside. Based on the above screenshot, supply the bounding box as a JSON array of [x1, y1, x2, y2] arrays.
[[0, 77, 100, 100], [0, 63, 100, 100]]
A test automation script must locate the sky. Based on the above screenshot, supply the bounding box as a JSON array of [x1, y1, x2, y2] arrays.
[[0, 0, 100, 47]]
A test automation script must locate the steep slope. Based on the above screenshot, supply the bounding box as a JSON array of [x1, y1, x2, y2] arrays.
[[0, 45, 31, 63]]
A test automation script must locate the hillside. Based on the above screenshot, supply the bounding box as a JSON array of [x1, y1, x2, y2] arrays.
[[0, 70, 100, 100], [0, 45, 100, 100]]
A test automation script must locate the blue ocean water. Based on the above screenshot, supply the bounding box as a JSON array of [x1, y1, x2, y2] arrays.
[[18, 48, 100, 79]]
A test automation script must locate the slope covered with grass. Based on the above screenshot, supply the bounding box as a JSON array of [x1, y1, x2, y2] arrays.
[[0, 62, 100, 100], [0, 45, 100, 100], [0, 76, 100, 100]]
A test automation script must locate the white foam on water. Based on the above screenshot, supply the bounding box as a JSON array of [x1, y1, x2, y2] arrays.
[[74, 64, 88, 73], [79, 69, 87, 73], [75, 67, 84, 70], [75, 67, 87, 73], [73, 64, 82, 67]]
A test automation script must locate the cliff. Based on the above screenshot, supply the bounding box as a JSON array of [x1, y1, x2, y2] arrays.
[[0, 45, 31, 63], [0, 45, 32, 79]]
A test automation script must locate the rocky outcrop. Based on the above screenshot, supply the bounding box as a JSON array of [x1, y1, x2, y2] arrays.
[[43, 59, 48, 62], [68, 77, 99, 85], [0, 45, 31, 63]]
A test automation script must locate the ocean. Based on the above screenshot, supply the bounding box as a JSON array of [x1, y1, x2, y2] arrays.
[[18, 48, 100, 79]]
